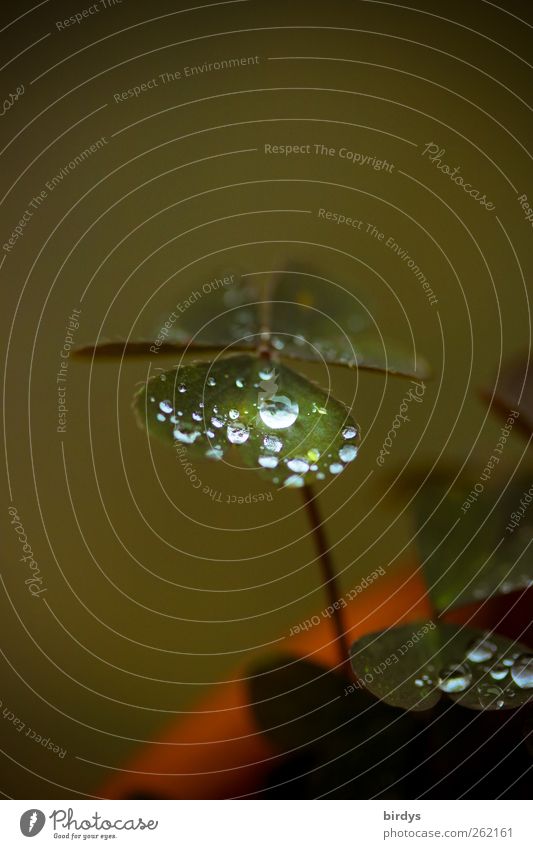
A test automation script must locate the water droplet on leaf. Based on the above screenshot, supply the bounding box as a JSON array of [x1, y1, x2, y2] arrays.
[[466, 637, 497, 663], [477, 681, 505, 709], [259, 396, 299, 429], [510, 655, 533, 689], [263, 434, 283, 453], [438, 663, 472, 693], [227, 423, 250, 444], [342, 426, 357, 439], [173, 424, 201, 444], [339, 444, 358, 463], [287, 458, 309, 474], [489, 663, 509, 681], [284, 474, 305, 488], [259, 456, 278, 469]]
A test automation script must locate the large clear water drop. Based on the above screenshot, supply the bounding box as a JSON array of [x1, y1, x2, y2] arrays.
[[259, 396, 299, 429]]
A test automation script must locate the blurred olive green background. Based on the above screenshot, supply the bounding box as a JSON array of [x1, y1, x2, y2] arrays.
[[1, 0, 532, 798]]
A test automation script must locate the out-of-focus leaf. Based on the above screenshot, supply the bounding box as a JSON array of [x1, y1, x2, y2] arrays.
[[74, 269, 257, 359], [483, 353, 533, 437], [412, 475, 533, 611], [134, 354, 360, 487], [169, 271, 262, 349], [279, 331, 428, 379], [350, 621, 533, 712], [77, 268, 428, 378], [249, 656, 376, 750], [252, 657, 533, 798], [164, 265, 366, 351], [248, 656, 420, 798], [73, 339, 253, 359]]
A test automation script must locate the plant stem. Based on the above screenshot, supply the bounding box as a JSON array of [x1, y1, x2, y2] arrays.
[[301, 484, 351, 675], [258, 268, 285, 360]]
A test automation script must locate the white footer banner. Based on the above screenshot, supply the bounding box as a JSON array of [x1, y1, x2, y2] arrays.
[[0, 800, 529, 848]]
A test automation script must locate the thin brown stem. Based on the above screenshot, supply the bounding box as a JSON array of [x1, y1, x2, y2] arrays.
[[301, 484, 352, 676], [257, 269, 284, 361]]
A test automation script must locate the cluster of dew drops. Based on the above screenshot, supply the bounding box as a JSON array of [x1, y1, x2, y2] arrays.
[[414, 636, 533, 709], [149, 364, 359, 487]]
